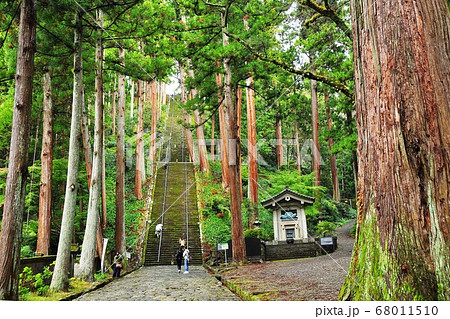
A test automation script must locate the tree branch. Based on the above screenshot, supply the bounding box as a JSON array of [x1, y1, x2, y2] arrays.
[[226, 31, 353, 99], [300, 0, 352, 40]]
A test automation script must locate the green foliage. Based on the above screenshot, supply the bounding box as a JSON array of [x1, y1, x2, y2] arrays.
[[94, 271, 110, 281], [19, 265, 53, 299], [315, 221, 337, 237], [244, 228, 262, 238], [21, 220, 39, 257], [202, 214, 232, 245]]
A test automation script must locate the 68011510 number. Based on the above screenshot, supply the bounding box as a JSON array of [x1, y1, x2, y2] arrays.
[[375, 306, 438, 316]]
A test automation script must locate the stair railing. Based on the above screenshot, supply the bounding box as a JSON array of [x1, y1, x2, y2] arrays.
[[157, 105, 175, 263]]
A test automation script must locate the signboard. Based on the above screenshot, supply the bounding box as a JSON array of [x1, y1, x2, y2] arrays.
[[217, 243, 229, 251], [320, 237, 333, 245]]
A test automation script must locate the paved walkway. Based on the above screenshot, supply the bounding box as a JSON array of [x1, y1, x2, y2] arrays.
[[76, 266, 239, 301]]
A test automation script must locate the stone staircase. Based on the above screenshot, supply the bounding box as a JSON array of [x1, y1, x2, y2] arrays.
[[143, 107, 202, 266]]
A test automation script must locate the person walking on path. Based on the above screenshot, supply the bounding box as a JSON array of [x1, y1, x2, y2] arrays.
[[175, 246, 184, 273], [183, 247, 190, 274], [112, 252, 123, 278]]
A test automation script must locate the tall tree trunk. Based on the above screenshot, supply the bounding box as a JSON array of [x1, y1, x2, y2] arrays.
[[340, 0, 450, 300], [188, 68, 209, 172], [115, 48, 126, 255], [222, 12, 246, 263], [80, 89, 103, 259], [311, 79, 320, 189], [0, 0, 36, 300], [215, 69, 230, 190], [294, 120, 302, 174], [275, 116, 283, 169], [325, 92, 340, 201], [101, 108, 107, 229], [36, 67, 53, 255], [50, 10, 82, 292], [112, 76, 116, 135], [246, 76, 258, 227], [78, 10, 104, 281], [130, 79, 134, 119], [211, 110, 215, 159], [236, 87, 243, 201], [178, 61, 196, 163], [149, 81, 157, 174], [80, 88, 92, 186], [135, 80, 145, 200]]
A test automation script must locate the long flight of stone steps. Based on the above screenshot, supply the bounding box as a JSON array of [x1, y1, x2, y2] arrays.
[[143, 107, 202, 266]]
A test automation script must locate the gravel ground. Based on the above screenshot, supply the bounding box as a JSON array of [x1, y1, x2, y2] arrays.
[[220, 221, 355, 301]]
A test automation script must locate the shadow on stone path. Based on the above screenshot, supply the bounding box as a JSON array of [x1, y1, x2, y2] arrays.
[[76, 266, 239, 301]]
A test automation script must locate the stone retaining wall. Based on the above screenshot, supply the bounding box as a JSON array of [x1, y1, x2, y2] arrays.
[[263, 241, 319, 261]]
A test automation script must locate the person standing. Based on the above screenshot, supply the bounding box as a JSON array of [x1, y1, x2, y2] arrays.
[[183, 247, 190, 274], [175, 246, 184, 273], [112, 252, 123, 278]]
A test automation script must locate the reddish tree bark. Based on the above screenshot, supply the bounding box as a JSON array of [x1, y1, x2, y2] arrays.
[[0, 0, 36, 300], [236, 87, 243, 200], [325, 92, 340, 201], [178, 61, 196, 163], [275, 115, 283, 169], [246, 76, 258, 227], [223, 12, 246, 262], [215, 70, 230, 190], [294, 120, 302, 174], [149, 81, 157, 173], [135, 80, 145, 200], [211, 110, 215, 158], [37, 68, 53, 255], [311, 79, 320, 189], [188, 67, 209, 172], [340, 0, 450, 300]]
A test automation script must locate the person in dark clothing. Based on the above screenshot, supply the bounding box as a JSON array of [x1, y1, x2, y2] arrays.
[[175, 247, 184, 273], [112, 252, 123, 278]]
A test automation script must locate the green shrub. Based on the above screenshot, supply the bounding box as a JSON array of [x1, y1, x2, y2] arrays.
[[19, 265, 53, 298], [244, 228, 262, 238], [315, 221, 337, 237], [202, 214, 231, 245]]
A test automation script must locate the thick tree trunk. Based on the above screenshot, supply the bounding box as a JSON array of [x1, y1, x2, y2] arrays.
[[215, 70, 230, 190], [340, 0, 450, 300], [80, 88, 92, 186], [78, 10, 104, 281], [222, 13, 246, 262], [325, 92, 340, 201], [275, 116, 283, 169], [135, 80, 145, 200], [36, 68, 53, 255], [0, 0, 36, 300], [51, 10, 82, 292], [246, 76, 258, 227], [115, 48, 126, 255]]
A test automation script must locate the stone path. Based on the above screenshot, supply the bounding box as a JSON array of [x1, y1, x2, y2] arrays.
[[220, 221, 355, 300], [76, 266, 239, 301]]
